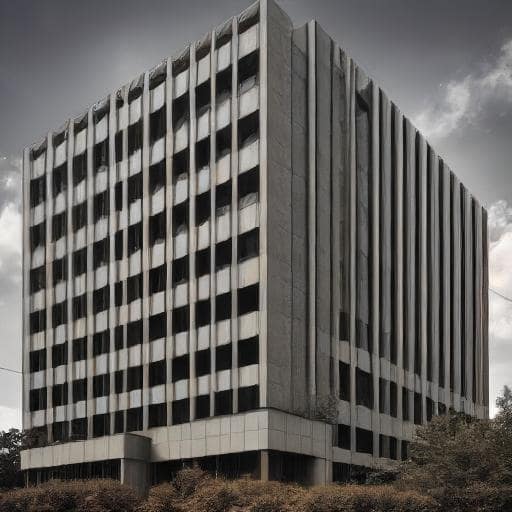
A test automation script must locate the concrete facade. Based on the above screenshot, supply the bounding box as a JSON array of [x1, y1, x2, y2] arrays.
[[21, 0, 488, 492]]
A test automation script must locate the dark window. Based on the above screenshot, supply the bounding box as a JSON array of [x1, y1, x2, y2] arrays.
[[195, 192, 210, 225], [379, 378, 387, 414], [93, 140, 109, 172], [337, 424, 351, 450], [128, 173, 142, 203], [172, 92, 189, 130], [196, 299, 211, 327], [214, 390, 232, 416], [426, 397, 434, 422], [339, 362, 350, 401], [238, 51, 259, 94], [127, 273, 142, 303], [196, 137, 210, 171], [72, 153, 87, 186], [216, 344, 232, 371], [402, 387, 410, 421], [149, 160, 166, 193], [93, 191, 109, 222], [72, 294, 87, 320], [238, 385, 259, 412], [216, 125, 231, 159], [215, 239, 231, 269], [196, 80, 211, 116], [115, 182, 123, 211], [93, 413, 110, 437], [238, 336, 258, 367], [52, 383, 68, 407], [150, 107, 166, 144], [71, 418, 87, 440], [30, 175, 46, 207], [172, 201, 188, 235], [93, 374, 110, 398], [414, 392, 422, 425], [29, 309, 46, 334], [195, 395, 210, 419], [115, 230, 123, 261], [238, 229, 259, 262], [115, 278, 123, 304], [149, 313, 166, 341], [356, 427, 373, 454], [216, 292, 231, 322], [93, 330, 110, 356], [114, 326, 124, 350], [30, 221, 46, 251], [339, 311, 349, 341], [148, 403, 167, 428], [52, 421, 68, 442], [172, 306, 189, 334], [150, 265, 166, 294], [73, 379, 87, 403], [52, 163, 67, 197], [73, 248, 87, 276], [128, 120, 142, 155], [30, 266, 46, 294], [195, 348, 211, 376], [356, 368, 373, 409], [238, 167, 259, 204], [115, 131, 123, 163], [389, 436, 398, 460], [93, 286, 109, 314], [127, 366, 143, 391], [238, 111, 259, 147], [401, 440, 409, 461], [29, 349, 46, 373], [149, 212, 166, 245], [115, 370, 124, 394], [216, 66, 232, 102], [390, 381, 397, 417], [29, 388, 47, 411], [172, 149, 189, 181], [172, 399, 189, 425], [126, 320, 142, 347], [172, 256, 188, 286], [216, 181, 231, 211], [52, 342, 67, 368], [72, 202, 87, 231], [52, 301, 67, 328], [53, 256, 67, 285], [93, 238, 109, 269], [114, 411, 124, 434], [238, 284, 259, 315], [72, 338, 87, 362], [195, 248, 210, 277], [51, 212, 67, 242], [149, 360, 166, 387], [128, 222, 143, 255], [172, 354, 189, 382]]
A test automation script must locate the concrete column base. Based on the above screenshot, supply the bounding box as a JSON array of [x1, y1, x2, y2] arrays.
[[120, 458, 149, 496]]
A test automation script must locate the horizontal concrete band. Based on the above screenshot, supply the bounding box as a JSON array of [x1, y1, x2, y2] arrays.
[[21, 409, 331, 470]]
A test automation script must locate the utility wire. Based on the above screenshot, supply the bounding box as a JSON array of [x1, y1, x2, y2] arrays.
[[0, 366, 21, 375], [490, 287, 512, 303]]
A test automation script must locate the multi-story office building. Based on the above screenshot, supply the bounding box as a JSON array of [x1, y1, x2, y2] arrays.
[[21, 0, 489, 492]]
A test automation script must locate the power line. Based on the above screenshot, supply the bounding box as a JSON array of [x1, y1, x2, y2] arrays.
[[0, 366, 21, 375], [490, 287, 512, 303]]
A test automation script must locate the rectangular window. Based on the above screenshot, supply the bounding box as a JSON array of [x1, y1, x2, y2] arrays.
[[214, 390, 232, 416], [238, 167, 259, 203], [238, 111, 259, 148], [238, 385, 259, 412], [93, 286, 109, 314], [114, 281, 122, 307], [93, 191, 109, 222], [172, 92, 189, 130], [53, 256, 67, 285], [337, 424, 351, 450], [127, 366, 143, 391], [238, 50, 259, 94], [93, 139, 109, 172], [149, 160, 166, 194], [72, 337, 87, 361], [93, 238, 109, 269], [195, 137, 210, 171], [93, 413, 110, 437], [29, 348, 46, 373], [72, 202, 87, 232], [195, 348, 211, 377], [356, 368, 373, 409], [414, 392, 422, 425], [29, 388, 47, 411], [30, 221, 46, 251], [52, 421, 68, 442], [148, 403, 167, 428], [172, 201, 188, 235], [149, 360, 166, 387], [73, 378, 87, 402], [114, 326, 124, 350], [215, 239, 231, 270], [339, 361, 350, 401], [128, 119, 142, 155], [115, 370, 124, 394], [216, 292, 231, 322], [172, 149, 189, 181], [216, 180, 231, 211], [390, 381, 397, 417], [195, 395, 210, 419], [149, 211, 166, 246], [93, 330, 110, 356], [51, 212, 66, 242], [115, 182, 123, 211], [30, 175, 46, 207], [93, 374, 110, 398], [52, 342, 68, 368], [115, 230, 123, 261], [238, 284, 259, 315], [30, 266, 46, 294], [128, 172, 142, 203], [126, 319, 142, 348], [73, 248, 87, 276], [128, 222, 143, 255], [52, 301, 67, 328], [216, 343, 232, 371], [216, 66, 232, 102], [149, 313, 166, 341], [114, 411, 124, 434], [115, 131, 123, 163], [356, 427, 373, 455], [195, 191, 210, 225], [150, 106, 166, 144], [172, 399, 189, 425], [402, 387, 410, 421], [196, 298, 211, 327], [72, 153, 87, 186], [172, 256, 188, 286], [238, 336, 258, 367], [72, 294, 87, 320], [238, 229, 259, 262], [195, 248, 210, 277], [149, 265, 166, 294], [172, 354, 189, 382], [127, 273, 142, 303], [29, 309, 46, 334], [172, 305, 189, 334], [52, 163, 67, 197], [52, 383, 68, 407], [216, 125, 231, 160], [71, 418, 87, 440], [196, 80, 211, 116]]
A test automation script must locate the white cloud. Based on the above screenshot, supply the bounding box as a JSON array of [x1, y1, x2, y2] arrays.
[[488, 200, 512, 417], [414, 38, 512, 139]]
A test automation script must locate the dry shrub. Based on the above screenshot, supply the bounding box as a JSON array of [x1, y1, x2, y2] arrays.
[[0, 479, 140, 512], [186, 477, 239, 512], [137, 483, 182, 512], [172, 467, 206, 499]]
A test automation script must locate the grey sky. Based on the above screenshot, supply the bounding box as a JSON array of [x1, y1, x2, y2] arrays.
[[0, 0, 511, 427]]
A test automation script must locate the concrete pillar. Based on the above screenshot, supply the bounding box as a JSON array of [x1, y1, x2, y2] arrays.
[[259, 450, 270, 481], [120, 458, 149, 496]]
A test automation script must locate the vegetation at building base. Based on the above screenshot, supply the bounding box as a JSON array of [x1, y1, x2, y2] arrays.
[[0, 386, 511, 511]]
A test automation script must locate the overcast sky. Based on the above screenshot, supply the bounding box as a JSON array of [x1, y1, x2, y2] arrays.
[[0, 0, 511, 429]]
